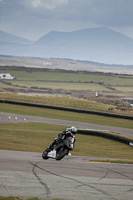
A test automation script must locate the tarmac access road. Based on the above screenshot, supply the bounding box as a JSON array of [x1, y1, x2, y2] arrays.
[[0, 112, 133, 137], [0, 150, 133, 200]]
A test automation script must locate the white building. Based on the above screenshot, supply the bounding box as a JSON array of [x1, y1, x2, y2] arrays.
[[0, 73, 15, 80]]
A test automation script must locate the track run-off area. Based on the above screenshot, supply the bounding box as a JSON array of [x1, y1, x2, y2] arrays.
[[0, 150, 133, 200], [0, 112, 133, 200]]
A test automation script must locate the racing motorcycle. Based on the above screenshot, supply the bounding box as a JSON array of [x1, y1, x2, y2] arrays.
[[42, 134, 76, 160]]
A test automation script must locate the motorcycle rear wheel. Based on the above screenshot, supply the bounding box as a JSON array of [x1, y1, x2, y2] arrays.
[[55, 143, 69, 160]]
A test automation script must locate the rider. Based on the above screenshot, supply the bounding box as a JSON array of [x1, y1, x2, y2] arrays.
[[47, 126, 77, 151]]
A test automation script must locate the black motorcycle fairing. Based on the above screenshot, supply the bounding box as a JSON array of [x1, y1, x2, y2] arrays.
[[64, 136, 76, 150]]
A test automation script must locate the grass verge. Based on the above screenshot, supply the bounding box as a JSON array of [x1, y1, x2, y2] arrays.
[[89, 159, 133, 164], [0, 123, 133, 160], [0, 92, 133, 116]]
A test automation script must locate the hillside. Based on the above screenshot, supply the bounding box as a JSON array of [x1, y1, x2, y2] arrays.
[[1, 27, 133, 65], [0, 56, 133, 74], [0, 31, 32, 44]]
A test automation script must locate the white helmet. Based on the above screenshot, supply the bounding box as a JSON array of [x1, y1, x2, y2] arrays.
[[71, 126, 77, 134]]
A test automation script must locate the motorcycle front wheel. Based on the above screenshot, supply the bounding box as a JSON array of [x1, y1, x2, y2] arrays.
[[42, 150, 49, 159], [55, 143, 69, 160]]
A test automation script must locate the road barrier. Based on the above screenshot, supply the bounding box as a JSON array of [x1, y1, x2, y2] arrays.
[[77, 130, 133, 147], [1, 99, 133, 120]]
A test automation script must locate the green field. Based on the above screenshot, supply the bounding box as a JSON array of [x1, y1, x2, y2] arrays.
[[106, 76, 133, 85], [8, 81, 110, 91], [0, 69, 110, 81], [0, 67, 133, 98]]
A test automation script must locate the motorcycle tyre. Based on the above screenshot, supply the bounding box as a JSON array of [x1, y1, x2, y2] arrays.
[[42, 150, 49, 160], [55, 143, 69, 161]]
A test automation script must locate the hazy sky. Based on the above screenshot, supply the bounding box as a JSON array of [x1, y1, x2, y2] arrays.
[[0, 0, 133, 40]]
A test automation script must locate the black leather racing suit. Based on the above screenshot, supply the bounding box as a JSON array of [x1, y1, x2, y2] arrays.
[[49, 130, 72, 150]]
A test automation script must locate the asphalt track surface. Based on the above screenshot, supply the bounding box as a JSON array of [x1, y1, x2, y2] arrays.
[[0, 112, 133, 200], [0, 150, 133, 200], [0, 112, 133, 137]]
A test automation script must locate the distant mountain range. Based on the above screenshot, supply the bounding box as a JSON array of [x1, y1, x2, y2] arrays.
[[0, 27, 133, 65], [0, 31, 32, 44]]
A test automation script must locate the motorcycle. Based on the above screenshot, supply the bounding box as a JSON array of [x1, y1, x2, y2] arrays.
[[42, 135, 76, 160]]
